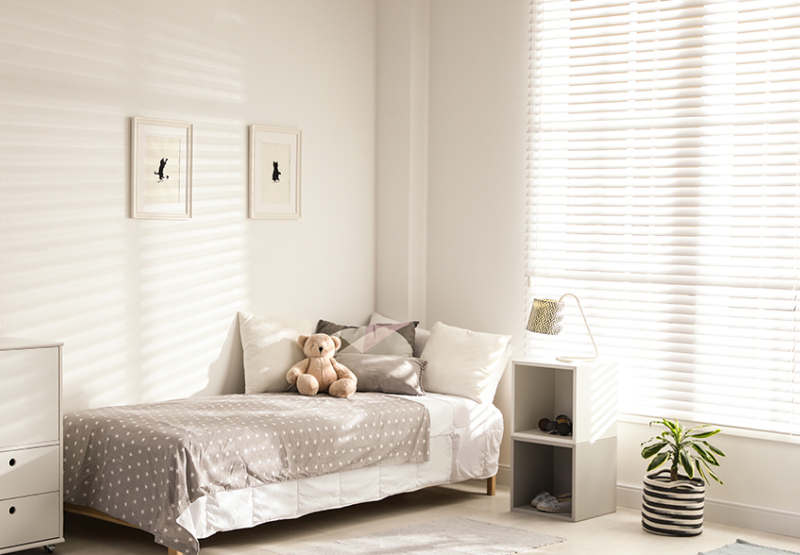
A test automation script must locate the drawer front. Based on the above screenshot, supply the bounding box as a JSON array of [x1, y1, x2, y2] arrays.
[[0, 446, 59, 500], [0, 347, 59, 449], [0, 492, 60, 550]]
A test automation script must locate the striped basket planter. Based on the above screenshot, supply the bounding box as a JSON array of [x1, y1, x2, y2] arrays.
[[642, 469, 705, 537]]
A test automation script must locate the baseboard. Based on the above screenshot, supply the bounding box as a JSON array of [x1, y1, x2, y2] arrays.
[[618, 483, 800, 539]]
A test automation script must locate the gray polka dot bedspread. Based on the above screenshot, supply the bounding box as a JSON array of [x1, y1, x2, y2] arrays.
[[63, 392, 430, 555]]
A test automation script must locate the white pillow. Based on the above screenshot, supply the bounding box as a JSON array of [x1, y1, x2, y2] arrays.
[[483, 343, 514, 404], [420, 321, 512, 404], [369, 311, 430, 358], [238, 312, 315, 394]]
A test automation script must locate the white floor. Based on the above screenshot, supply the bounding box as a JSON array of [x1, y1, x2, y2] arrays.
[[19, 483, 800, 555]]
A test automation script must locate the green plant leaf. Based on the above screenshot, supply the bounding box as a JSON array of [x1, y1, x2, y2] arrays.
[[694, 459, 708, 483], [703, 442, 726, 457], [679, 450, 694, 479], [641, 441, 668, 459], [689, 429, 720, 439], [662, 418, 680, 435], [647, 451, 669, 471], [691, 443, 719, 466], [705, 464, 723, 485], [644, 417, 723, 485]]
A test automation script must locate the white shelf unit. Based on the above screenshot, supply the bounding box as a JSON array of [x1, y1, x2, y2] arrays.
[[0, 338, 64, 554], [510, 358, 618, 522]]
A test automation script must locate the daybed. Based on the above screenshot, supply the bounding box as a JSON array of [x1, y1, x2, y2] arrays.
[[62, 313, 512, 555]]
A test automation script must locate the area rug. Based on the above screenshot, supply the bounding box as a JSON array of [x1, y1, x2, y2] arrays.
[[282, 517, 565, 555], [699, 539, 800, 555]]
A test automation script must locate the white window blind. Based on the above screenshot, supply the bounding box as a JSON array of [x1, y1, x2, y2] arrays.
[[526, 0, 800, 436]]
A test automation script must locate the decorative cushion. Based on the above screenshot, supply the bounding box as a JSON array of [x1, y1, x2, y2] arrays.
[[316, 319, 417, 357], [420, 321, 513, 404], [238, 312, 315, 394], [335, 353, 425, 396], [369, 312, 430, 358]]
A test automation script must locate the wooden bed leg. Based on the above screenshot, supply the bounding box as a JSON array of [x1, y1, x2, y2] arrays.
[[486, 475, 496, 496]]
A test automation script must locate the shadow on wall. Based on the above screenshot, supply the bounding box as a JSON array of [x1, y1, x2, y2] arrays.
[[0, 1, 249, 413]]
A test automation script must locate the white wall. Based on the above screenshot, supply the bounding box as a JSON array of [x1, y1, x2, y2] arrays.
[[375, 0, 530, 477], [0, 0, 377, 413], [426, 0, 530, 478], [375, 0, 429, 324]]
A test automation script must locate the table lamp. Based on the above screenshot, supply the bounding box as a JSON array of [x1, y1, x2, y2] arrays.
[[527, 293, 598, 362]]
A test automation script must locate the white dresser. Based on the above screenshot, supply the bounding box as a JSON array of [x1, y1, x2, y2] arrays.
[[0, 338, 64, 554]]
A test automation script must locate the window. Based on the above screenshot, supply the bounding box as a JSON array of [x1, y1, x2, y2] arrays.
[[526, 0, 800, 436]]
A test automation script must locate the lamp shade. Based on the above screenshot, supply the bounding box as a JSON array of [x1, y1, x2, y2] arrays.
[[526, 293, 599, 362], [527, 298, 564, 335]]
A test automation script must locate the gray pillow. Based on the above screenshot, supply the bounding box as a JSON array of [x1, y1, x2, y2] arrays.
[[368, 312, 430, 357], [316, 319, 417, 357], [334, 353, 425, 396]]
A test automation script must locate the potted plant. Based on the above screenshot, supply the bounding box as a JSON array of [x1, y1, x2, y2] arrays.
[[639, 418, 725, 537]]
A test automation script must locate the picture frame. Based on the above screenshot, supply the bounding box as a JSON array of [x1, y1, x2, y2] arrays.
[[130, 117, 192, 220], [249, 125, 302, 219]]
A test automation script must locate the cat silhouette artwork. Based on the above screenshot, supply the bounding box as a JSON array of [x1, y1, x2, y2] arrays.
[[154, 158, 169, 182], [272, 161, 281, 182]]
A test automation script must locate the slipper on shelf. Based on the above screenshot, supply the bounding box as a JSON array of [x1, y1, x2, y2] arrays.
[[530, 491, 551, 507], [534, 492, 572, 513]]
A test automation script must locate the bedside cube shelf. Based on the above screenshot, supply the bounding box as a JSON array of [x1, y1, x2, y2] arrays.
[[510, 358, 618, 522]]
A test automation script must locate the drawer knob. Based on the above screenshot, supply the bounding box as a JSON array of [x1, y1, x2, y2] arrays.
[[8, 458, 15, 467], [8, 506, 15, 515]]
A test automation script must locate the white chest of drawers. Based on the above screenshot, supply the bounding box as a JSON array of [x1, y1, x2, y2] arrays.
[[0, 338, 64, 554]]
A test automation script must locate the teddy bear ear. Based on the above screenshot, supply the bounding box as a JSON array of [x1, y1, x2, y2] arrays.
[[330, 335, 342, 350], [297, 335, 310, 348]]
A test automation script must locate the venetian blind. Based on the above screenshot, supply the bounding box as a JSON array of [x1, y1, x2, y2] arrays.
[[526, 0, 800, 436]]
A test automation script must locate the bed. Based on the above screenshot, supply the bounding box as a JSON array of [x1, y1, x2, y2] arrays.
[[63, 391, 502, 555], [62, 313, 511, 555]]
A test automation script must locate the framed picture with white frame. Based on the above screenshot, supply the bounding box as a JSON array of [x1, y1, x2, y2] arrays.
[[130, 117, 193, 220], [249, 125, 302, 219]]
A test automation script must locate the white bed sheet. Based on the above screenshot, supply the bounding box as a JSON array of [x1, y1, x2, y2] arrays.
[[177, 393, 503, 540]]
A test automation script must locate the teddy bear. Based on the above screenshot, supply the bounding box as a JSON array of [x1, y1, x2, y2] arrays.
[[286, 333, 357, 398]]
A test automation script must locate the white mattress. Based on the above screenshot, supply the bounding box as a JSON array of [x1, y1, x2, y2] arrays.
[[177, 393, 503, 540]]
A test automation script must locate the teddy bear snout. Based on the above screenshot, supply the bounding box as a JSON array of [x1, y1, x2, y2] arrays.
[[318, 346, 323, 353]]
